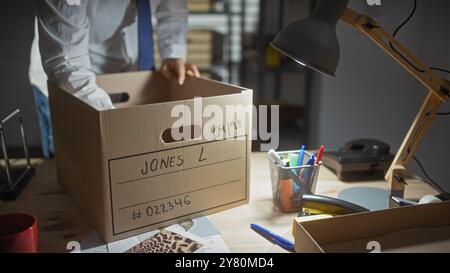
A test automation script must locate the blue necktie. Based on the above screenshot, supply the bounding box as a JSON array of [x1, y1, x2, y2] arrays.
[[137, 0, 155, 71]]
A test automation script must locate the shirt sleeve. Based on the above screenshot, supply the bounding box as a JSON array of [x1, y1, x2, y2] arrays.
[[36, 0, 113, 110], [154, 0, 188, 61]]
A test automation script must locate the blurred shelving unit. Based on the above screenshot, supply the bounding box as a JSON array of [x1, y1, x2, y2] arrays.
[[252, 0, 315, 149], [156, 0, 249, 84]]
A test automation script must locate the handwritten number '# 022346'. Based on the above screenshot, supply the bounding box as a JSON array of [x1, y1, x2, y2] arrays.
[[146, 194, 191, 217]]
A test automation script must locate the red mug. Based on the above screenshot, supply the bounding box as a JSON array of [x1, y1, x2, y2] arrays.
[[0, 213, 38, 253]]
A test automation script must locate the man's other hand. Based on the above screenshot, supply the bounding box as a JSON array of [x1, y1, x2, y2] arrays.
[[161, 58, 200, 85]]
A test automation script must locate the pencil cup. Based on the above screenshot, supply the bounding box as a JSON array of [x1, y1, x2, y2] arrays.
[[268, 150, 321, 212]]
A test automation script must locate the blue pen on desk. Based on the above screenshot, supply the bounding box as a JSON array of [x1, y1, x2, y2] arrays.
[[250, 224, 295, 252]]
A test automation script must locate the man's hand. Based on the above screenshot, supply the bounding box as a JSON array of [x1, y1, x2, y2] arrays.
[[161, 58, 200, 85]]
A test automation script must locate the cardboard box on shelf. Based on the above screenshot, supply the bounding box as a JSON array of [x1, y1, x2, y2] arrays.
[[154, 30, 224, 69], [293, 201, 450, 253], [188, 0, 212, 12], [48, 71, 252, 242]]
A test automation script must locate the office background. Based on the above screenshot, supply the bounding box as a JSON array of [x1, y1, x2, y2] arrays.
[[308, 0, 450, 192], [0, 0, 449, 192]]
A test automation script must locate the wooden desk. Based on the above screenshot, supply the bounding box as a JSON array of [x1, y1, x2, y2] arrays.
[[0, 153, 437, 253]]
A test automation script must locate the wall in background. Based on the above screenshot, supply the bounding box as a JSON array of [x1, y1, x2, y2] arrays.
[[0, 2, 40, 155], [309, 0, 450, 191]]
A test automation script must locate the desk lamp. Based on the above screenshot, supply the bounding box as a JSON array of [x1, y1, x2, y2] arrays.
[[271, 0, 449, 202]]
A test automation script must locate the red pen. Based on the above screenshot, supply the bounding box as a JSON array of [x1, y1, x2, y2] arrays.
[[315, 145, 325, 164]]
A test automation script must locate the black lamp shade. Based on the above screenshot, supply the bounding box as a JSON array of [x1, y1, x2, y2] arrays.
[[270, 0, 349, 77]]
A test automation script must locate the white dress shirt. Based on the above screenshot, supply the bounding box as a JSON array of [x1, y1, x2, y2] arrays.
[[29, 0, 188, 110]]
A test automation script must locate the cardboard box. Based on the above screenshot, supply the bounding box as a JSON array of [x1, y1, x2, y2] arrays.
[[293, 201, 450, 253], [187, 0, 212, 12], [48, 71, 252, 242], [154, 30, 224, 68]]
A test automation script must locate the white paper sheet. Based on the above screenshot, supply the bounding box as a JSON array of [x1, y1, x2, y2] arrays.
[[79, 216, 229, 253]]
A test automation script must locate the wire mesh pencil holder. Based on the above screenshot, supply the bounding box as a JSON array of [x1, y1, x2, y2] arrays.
[[268, 150, 321, 212]]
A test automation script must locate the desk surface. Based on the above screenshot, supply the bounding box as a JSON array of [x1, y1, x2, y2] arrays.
[[0, 153, 437, 253]]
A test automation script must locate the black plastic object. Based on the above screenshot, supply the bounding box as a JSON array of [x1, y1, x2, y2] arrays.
[[270, 0, 349, 76], [321, 139, 394, 181]]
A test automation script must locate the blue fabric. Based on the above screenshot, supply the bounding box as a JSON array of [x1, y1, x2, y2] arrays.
[[137, 0, 155, 71], [32, 86, 54, 158]]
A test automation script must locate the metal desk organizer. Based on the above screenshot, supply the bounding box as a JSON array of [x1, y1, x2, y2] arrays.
[[0, 109, 35, 200], [269, 150, 321, 212]]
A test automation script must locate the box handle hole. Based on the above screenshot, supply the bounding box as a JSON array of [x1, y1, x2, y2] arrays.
[[109, 92, 130, 104], [161, 125, 202, 144]]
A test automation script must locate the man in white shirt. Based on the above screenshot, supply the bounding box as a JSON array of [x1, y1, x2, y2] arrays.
[[29, 0, 199, 157]]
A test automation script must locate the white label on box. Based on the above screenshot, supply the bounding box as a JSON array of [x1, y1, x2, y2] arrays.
[[108, 136, 248, 235]]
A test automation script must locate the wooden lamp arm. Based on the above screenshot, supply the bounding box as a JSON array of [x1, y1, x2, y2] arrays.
[[339, 8, 449, 198]]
